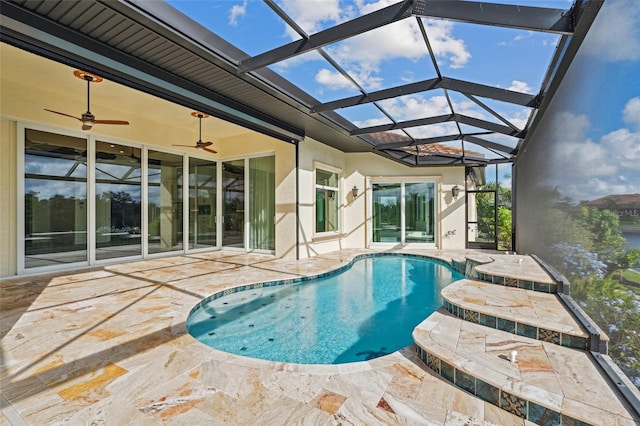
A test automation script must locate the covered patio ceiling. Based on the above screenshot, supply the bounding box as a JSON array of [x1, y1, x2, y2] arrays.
[[1, 0, 603, 166]]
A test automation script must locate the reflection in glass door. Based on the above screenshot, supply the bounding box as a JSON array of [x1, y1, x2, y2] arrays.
[[95, 142, 142, 260], [189, 159, 216, 249], [405, 182, 435, 243], [372, 183, 401, 243], [24, 129, 88, 269], [222, 160, 245, 248], [372, 181, 436, 244], [148, 150, 183, 254]]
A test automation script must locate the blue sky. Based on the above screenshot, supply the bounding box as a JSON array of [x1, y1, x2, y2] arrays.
[[542, 0, 640, 201], [166, 0, 574, 159], [166, 0, 639, 198]]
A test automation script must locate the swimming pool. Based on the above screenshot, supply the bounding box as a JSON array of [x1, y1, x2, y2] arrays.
[[187, 255, 463, 364]]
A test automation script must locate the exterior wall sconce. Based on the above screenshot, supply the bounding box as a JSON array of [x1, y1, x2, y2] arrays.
[[352, 186, 359, 198], [451, 185, 460, 200]]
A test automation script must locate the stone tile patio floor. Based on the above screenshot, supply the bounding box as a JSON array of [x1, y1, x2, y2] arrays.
[[0, 248, 637, 425]]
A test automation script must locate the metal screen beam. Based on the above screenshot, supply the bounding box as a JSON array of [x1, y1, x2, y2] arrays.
[[238, 0, 413, 73], [351, 114, 452, 135], [441, 77, 537, 107], [312, 76, 536, 113], [412, 0, 574, 35], [456, 114, 523, 137], [376, 133, 462, 150], [464, 135, 516, 155], [311, 78, 441, 113]]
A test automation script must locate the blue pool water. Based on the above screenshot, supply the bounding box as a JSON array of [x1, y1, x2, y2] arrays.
[[187, 255, 463, 364]]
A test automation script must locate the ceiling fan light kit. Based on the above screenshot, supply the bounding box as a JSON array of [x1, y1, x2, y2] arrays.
[[44, 70, 129, 131], [172, 112, 217, 154]]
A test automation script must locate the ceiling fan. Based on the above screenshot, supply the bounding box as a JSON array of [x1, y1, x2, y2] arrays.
[[173, 112, 217, 154], [45, 70, 130, 131]]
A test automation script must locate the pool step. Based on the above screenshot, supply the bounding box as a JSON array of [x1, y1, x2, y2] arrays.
[[441, 279, 607, 353], [412, 311, 638, 425]]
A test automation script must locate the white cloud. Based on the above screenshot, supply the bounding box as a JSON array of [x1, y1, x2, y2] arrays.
[[508, 80, 533, 94], [315, 68, 352, 90], [275, 1, 470, 91], [279, 0, 351, 38], [546, 107, 640, 201], [623, 97, 640, 128], [228, 0, 247, 27], [582, 0, 640, 62]]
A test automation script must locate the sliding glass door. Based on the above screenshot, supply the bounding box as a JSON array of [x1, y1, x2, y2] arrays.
[[222, 160, 245, 248], [372, 181, 436, 245], [188, 158, 216, 249], [24, 129, 88, 268], [372, 183, 401, 243], [148, 150, 183, 254]]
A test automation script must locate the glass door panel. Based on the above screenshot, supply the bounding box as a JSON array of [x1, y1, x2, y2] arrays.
[[372, 183, 401, 243], [148, 150, 183, 254], [405, 182, 435, 243], [95, 142, 142, 260], [24, 129, 88, 268], [467, 190, 497, 249], [189, 159, 216, 249], [249, 156, 275, 251], [222, 160, 245, 248]]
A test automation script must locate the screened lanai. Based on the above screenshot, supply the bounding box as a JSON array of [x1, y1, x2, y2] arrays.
[[1, 0, 601, 167]]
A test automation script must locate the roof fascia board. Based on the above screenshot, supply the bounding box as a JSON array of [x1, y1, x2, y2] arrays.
[[238, 0, 413, 73], [411, 0, 574, 35]]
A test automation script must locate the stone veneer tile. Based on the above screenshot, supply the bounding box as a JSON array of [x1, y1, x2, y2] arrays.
[[527, 401, 561, 425], [505, 277, 518, 287], [500, 391, 527, 418], [454, 370, 475, 395], [517, 280, 533, 290], [440, 360, 454, 383], [478, 313, 497, 328], [497, 318, 516, 334], [464, 309, 479, 324], [538, 328, 560, 345], [475, 379, 499, 406], [516, 323, 537, 339], [561, 334, 589, 351], [492, 275, 505, 285], [534, 282, 550, 293], [427, 353, 440, 374]]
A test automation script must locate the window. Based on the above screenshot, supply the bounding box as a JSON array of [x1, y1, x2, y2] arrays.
[[315, 166, 340, 234]]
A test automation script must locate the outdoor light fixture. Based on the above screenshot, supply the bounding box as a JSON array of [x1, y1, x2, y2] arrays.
[[452, 185, 460, 200], [352, 186, 359, 198]]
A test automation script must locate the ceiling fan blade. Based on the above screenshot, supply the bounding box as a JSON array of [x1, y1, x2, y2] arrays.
[[203, 147, 218, 154], [92, 119, 130, 125], [44, 109, 82, 121], [200, 141, 213, 147], [172, 144, 198, 148], [82, 124, 93, 131]]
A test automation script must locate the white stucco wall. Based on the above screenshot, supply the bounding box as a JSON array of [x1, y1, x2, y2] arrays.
[[297, 139, 467, 258], [0, 43, 468, 275]]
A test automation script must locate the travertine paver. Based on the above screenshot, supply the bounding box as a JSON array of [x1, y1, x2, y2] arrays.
[[0, 248, 635, 425]]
